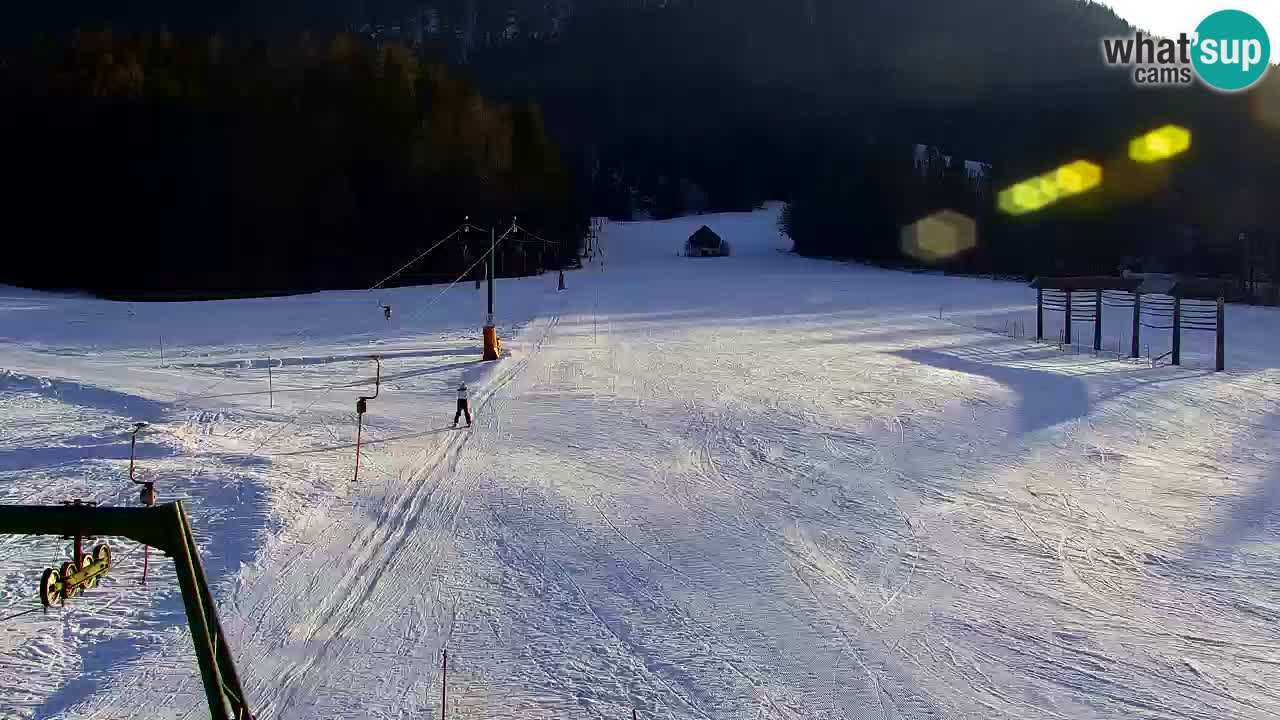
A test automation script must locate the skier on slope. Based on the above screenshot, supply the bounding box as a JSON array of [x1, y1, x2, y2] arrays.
[[453, 381, 472, 428], [382, 304, 392, 323]]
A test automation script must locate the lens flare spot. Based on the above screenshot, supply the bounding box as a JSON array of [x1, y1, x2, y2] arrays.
[[997, 160, 1101, 215], [901, 210, 977, 264], [1055, 160, 1103, 194], [1129, 125, 1191, 163]]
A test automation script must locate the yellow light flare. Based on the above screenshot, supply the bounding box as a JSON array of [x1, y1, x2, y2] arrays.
[[1055, 160, 1103, 195], [1129, 125, 1191, 164], [1014, 185, 1043, 211], [1034, 174, 1061, 203], [901, 210, 977, 264], [997, 187, 1030, 215], [997, 160, 1101, 215]]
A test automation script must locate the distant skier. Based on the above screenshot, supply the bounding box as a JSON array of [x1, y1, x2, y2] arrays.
[[382, 304, 392, 323], [453, 381, 472, 427]]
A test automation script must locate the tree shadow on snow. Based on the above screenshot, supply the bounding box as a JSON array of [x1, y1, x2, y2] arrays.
[[814, 324, 975, 348], [32, 467, 274, 719], [894, 347, 1091, 435], [0, 371, 168, 422], [0, 440, 175, 473], [0, 378, 274, 718], [174, 345, 470, 370], [1183, 412, 1280, 557], [271, 426, 454, 457], [186, 359, 484, 402]]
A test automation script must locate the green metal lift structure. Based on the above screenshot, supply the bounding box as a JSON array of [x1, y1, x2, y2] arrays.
[[0, 501, 255, 720]]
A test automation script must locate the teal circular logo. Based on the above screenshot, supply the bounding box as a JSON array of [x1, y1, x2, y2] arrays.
[[1192, 10, 1271, 92]]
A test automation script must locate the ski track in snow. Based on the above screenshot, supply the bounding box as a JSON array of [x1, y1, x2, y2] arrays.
[[2, 204, 1280, 719]]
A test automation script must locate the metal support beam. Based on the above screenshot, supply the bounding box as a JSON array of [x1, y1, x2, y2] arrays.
[[1131, 293, 1142, 359], [487, 227, 495, 326], [169, 505, 236, 720], [1216, 296, 1226, 372], [0, 502, 253, 720], [1172, 296, 1182, 366], [483, 226, 501, 361], [0, 505, 177, 553], [1064, 291, 1073, 345], [1094, 290, 1103, 352], [1036, 288, 1044, 341]]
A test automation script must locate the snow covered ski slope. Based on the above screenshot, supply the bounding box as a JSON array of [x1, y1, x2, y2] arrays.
[[2, 205, 1280, 719]]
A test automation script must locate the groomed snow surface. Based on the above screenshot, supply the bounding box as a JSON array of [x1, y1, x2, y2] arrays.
[[2, 205, 1279, 719]]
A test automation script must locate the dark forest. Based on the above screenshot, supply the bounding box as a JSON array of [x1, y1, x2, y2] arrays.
[[2, 0, 1278, 300]]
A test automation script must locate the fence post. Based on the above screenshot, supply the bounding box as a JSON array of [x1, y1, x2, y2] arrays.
[[1093, 289, 1103, 352], [1172, 296, 1182, 366], [441, 649, 448, 719], [268, 357, 274, 409], [1064, 291, 1073, 345], [1216, 295, 1225, 372], [1036, 288, 1044, 341], [1131, 293, 1142, 359]]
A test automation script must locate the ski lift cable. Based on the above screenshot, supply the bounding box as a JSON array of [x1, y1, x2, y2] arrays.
[[121, 230, 478, 537], [173, 220, 469, 404], [241, 225, 518, 459], [186, 222, 499, 427], [236, 221, 476, 367], [171, 222, 516, 474], [511, 223, 561, 246], [395, 224, 519, 329], [0, 604, 41, 625], [368, 226, 467, 292], [249, 395, 324, 455], [270, 222, 472, 356], [177, 368, 336, 492]]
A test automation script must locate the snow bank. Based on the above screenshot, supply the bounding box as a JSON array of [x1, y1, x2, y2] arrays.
[[2, 205, 1278, 719]]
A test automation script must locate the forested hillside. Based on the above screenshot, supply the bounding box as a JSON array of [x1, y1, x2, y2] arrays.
[[3, 0, 1278, 296], [455, 0, 1280, 286], [0, 31, 582, 295]]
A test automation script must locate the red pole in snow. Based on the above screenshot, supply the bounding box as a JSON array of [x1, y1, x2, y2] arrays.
[[352, 413, 364, 483], [633, 709, 638, 720], [441, 649, 448, 718]]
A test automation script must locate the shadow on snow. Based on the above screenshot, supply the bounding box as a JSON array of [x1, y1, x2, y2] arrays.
[[894, 347, 1090, 435]]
